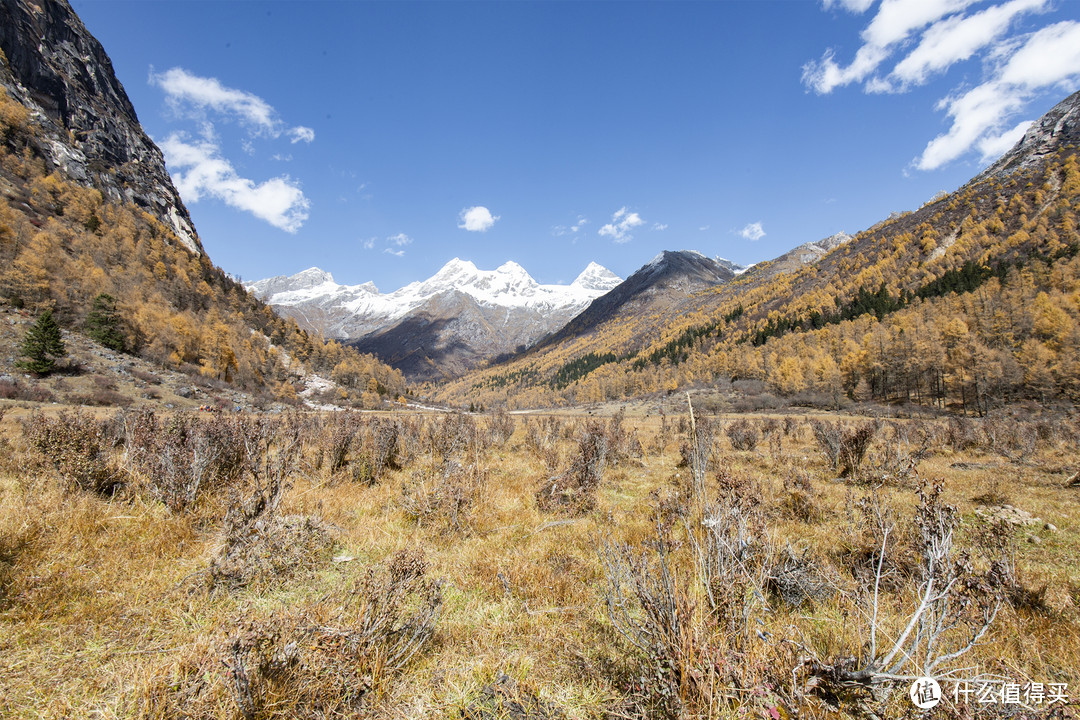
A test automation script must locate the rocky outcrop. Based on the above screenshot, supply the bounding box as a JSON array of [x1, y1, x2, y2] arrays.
[[0, 0, 200, 253], [977, 89, 1080, 181]]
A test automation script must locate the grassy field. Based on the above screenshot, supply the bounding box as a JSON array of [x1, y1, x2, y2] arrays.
[[0, 403, 1077, 719]]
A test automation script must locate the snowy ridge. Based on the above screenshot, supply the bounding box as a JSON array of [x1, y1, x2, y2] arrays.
[[247, 258, 622, 340]]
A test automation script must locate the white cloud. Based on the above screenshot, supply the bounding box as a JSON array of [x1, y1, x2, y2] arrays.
[[289, 126, 315, 144], [803, 0, 979, 94], [159, 133, 310, 232], [888, 0, 1048, 90], [977, 120, 1032, 159], [823, 0, 876, 12], [915, 20, 1080, 170], [554, 217, 588, 236], [699, 225, 711, 231], [388, 232, 412, 247], [384, 248, 406, 257], [458, 206, 499, 232], [362, 237, 376, 250], [599, 207, 645, 243], [151, 67, 279, 133], [808, 1, 1080, 171], [740, 222, 766, 241], [653, 223, 669, 231]]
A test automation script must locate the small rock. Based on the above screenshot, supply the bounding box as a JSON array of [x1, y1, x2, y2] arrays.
[[1045, 522, 1058, 533], [1027, 534, 1042, 545]]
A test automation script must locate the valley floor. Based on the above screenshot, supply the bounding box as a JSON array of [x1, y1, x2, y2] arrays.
[[0, 404, 1077, 719]]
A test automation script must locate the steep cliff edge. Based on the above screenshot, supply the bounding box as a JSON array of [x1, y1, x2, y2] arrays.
[[0, 0, 199, 253]]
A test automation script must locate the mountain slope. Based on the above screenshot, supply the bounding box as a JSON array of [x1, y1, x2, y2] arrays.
[[250, 259, 622, 381], [441, 90, 1080, 410], [0, 0, 405, 408], [0, 0, 198, 252], [539, 250, 735, 349]]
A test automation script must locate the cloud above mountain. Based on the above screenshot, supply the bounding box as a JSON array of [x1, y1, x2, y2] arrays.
[[159, 133, 309, 233], [599, 207, 644, 243], [803, 0, 1080, 171], [458, 206, 499, 232], [150, 67, 314, 231]]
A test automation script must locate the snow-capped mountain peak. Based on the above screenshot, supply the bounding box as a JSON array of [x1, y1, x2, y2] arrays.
[[572, 262, 622, 291], [247, 258, 622, 345]]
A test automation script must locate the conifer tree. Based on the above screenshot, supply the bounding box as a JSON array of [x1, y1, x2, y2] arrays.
[[18, 307, 66, 375], [85, 293, 125, 352]]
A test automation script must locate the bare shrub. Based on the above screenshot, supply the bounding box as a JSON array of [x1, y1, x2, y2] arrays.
[[0, 379, 56, 403], [783, 466, 821, 523], [124, 410, 251, 513], [765, 546, 835, 608], [353, 417, 402, 484], [129, 367, 162, 385], [206, 419, 310, 590], [761, 418, 782, 456], [167, 549, 442, 719], [600, 531, 693, 719], [860, 421, 930, 486], [945, 416, 978, 451], [485, 407, 515, 447], [679, 397, 715, 501], [601, 479, 773, 717], [782, 415, 800, 438], [428, 412, 478, 462], [400, 459, 483, 535], [536, 420, 608, 515], [811, 420, 877, 478], [800, 480, 1009, 710], [690, 476, 768, 640], [67, 389, 133, 407], [981, 417, 1038, 463], [651, 410, 671, 455], [23, 410, 123, 494], [525, 416, 562, 473], [320, 411, 361, 474], [318, 413, 402, 484], [725, 417, 760, 451], [838, 491, 916, 592], [209, 514, 334, 592]]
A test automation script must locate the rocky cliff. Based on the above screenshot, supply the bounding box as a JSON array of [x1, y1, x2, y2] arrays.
[[0, 0, 200, 253], [977, 89, 1080, 181]]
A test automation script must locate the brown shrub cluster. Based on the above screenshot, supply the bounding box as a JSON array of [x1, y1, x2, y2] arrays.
[[22, 410, 123, 494], [155, 549, 442, 719], [811, 419, 877, 478], [536, 419, 610, 515]]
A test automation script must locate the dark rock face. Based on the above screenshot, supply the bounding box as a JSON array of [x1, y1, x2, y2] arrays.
[[0, 0, 200, 252], [977, 90, 1080, 181]]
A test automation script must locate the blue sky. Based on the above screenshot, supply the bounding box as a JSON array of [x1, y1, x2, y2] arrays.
[[71, 0, 1080, 290]]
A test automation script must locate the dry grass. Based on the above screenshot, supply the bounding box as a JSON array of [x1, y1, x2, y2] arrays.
[[0, 406, 1077, 719]]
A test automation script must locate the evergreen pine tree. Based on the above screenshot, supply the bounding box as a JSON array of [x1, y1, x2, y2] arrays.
[[18, 307, 66, 375], [85, 293, 125, 352]]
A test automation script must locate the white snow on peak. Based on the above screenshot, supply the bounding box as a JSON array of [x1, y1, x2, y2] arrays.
[[572, 262, 621, 292], [248, 258, 622, 328]]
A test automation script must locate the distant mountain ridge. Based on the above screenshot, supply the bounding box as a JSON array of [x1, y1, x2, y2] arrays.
[[538, 250, 738, 350], [248, 259, 622, 380]]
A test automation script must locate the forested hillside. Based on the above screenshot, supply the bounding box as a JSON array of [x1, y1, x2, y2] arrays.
[[437, 95, 1080, 412], [0, 73, 404, 406]]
